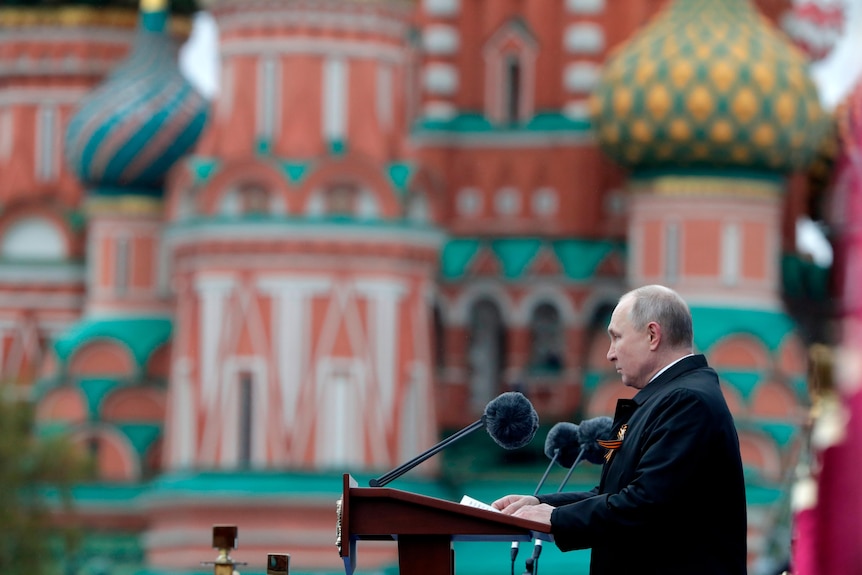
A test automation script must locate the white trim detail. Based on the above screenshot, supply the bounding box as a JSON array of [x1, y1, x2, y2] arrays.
[[564, 61, 601, 93], [423, 24, 459, 55], [1, 216, 67, 261], [422, 0, 460, 17], [531, 187, 559, 216], [722, 222, 741, 287], [565, 0, 605, 14], [166, 358, 195, 469], [377, 64, 393, 131], [0, 108, 13, 161], [257, 276, 331, 465], [220, 38, 406, 63], [422, 100, 457, 121], [564, 23, 605, 54], [36, 105, 58, 182], [564, 99, 592, 120], [494, 187, 521, 216], [423, 62, 458, 95], [218, 57, 235, 121], [257, 56, 281, 141], [456, 187, 482, 217], [323, 57, 348, 143]]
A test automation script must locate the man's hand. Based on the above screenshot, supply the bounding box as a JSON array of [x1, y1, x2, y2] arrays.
[[512, 503, 553, 524], [492, 494, 539, 515]]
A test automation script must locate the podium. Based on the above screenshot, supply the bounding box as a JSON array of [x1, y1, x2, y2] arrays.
[[337, 474, 552, 575]]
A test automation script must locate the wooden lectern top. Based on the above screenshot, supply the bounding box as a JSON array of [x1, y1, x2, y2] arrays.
[[337, 473, 553, 574]]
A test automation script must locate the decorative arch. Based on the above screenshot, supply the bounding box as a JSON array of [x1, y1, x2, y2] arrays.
[[586, 378, 636, 417], [466, 297, 508, 411], [708, 334, 771, 370], [750, 380, 803, 420], [71, 426, 139, 482], [404, 166, 445, 225], [144, 437, 164, 478], [36, 386, 88, 423], [579, 290, 623, 330], [515, 285, 577, 326], [526, 301, 565, 374], [145, 343, 171, 380], [296, 154, 401, 219], [195, 156, 292, 217], [720, 382, 746, 417], [68, 339, 136, 377], [101, 386, 166, 421], [450, 283, 516, 327], [737, 430, 782, 481], [776, 333, 808, 377]]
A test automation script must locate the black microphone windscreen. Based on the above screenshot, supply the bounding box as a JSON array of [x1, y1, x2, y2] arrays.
[[483, 392, 539, 450], [577, 416, 614, 464], [544, 422, 581, 467]]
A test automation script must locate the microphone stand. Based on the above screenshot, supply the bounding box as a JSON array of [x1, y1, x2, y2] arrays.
[[516, 450, 559, 575], [558, 446, 586, 492], [369, 419, 484, 487], [530, 446, 587, 575]]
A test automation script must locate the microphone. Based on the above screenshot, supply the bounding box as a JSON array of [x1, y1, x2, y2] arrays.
[[527, 416, 613, 575], [369, 392, 539, 487], [557, 416, 613, 491], [511, 421, 583, 574], [530, 422, 581, 497]]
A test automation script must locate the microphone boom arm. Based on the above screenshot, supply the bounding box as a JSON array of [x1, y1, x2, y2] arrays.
[[369, 419, 485, 487]]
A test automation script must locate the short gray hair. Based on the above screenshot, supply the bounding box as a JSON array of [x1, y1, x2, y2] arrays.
[[623, 285, 693, 349]]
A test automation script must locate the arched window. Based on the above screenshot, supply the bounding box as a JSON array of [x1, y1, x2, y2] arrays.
[[528, 302, 564, 374], [483, 18, 538, 125], [467, 299, 506, 411], [504, 55, 521, 124], [219, 183, 271, 216], [1, 216, 67, 260]]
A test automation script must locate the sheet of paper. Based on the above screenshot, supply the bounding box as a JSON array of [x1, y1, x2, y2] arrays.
[[459, 495, 501, 513]]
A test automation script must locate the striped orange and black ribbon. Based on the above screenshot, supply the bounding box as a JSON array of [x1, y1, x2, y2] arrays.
[[597, 424, 628, 462]]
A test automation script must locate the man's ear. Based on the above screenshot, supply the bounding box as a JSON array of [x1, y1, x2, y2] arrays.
[[647, 321, 661, 351]]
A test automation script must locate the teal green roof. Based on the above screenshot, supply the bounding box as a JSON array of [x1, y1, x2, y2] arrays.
[[718, 371, 762, 400], [415, 111, 591, 134], [440, 238, 624, 281], [441, 239, 480, 279], [282, 161, 311, 184], [188, 157, 219, 184], [740, 420, 801, 449], [146, 471, 453, 501], [387, 162, 416, 196], [494, 239, 543, 278], [79, 377, 121, 418], [53, 317, 172, 368], [117, 423, 162, 457], [691, 307, 797, 353], [553, 240, 623, 280]]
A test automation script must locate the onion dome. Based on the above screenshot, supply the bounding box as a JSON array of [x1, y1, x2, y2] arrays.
[[64, 0, 208, 195], [590, 0, 829, 174], [780, 0, 846, 63]]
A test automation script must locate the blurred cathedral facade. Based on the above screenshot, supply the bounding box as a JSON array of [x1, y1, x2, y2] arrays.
[[0, 0, 852, 573]]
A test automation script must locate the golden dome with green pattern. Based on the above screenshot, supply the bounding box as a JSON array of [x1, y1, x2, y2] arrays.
[[590, 0, 828, 173]]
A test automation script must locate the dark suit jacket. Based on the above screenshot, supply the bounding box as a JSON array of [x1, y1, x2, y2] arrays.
[[538, 355, 747, 575]]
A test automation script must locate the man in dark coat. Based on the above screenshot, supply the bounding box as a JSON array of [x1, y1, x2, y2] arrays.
[[493, 284, 747, 575]]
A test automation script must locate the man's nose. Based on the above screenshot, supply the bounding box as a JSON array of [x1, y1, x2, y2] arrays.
[[607, 344, 615, 362]]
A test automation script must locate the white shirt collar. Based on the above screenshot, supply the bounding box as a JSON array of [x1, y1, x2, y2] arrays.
[[648, 353, 695, 384]]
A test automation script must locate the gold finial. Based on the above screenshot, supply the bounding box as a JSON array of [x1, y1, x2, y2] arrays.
[[140, 0, 168, 12]]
